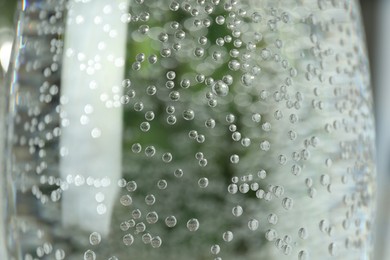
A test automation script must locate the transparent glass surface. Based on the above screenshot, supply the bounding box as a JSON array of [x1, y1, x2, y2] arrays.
[[2, 0, 376, 259]]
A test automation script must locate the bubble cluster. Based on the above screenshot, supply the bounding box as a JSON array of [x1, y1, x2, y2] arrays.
[[10, 0, 376, 259]]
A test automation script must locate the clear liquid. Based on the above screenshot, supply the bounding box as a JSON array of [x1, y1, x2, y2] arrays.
[[3, 0, 376, 259]]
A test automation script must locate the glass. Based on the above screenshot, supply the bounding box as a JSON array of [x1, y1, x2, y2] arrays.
[[1, 0, 376, 259]]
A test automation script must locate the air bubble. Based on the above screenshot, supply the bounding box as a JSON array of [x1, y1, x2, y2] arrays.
[[89, 232, 101, 245], [123, 234, 134, 246], [187, 218, 200, 231], [166, 81, 175, 89], [145, 194, 156, 205], [262, 122, 271, 131], [232, 205, 243, 217], [142, 233, 152, 244], [248, 219, 259, 231], [146, 211, 158, 224], [241, 137, 251, 147], [181, 79, 191, 88], [145, 111, 155, 121], [84, 250, 96, 260], [174, 168, 184, 178], [183, 110, 195, 120], [298, 227, 308, 239], [199, 158, 208, 167], [298, 250, 309, 260], [194, 47, 205, 58], [198, 177, 209, 188], [291, 165, 301, 176], [169, 1, 180, 11], [268, 213, 278, 225], [251, 12, 262, 23], [145, 146, 156, 157], [265, 229, 277, 241], [260, 140, 270, 151], [165, 216, 177, 227], [138, 25, 149, 34], [288, 130, 297, 140], [228, 184, 238, 194], [151, 236, 162, 248], [122, 79, 131, 88], [210, 244, 221, 255], [223, 231, 234, 242], [205, 118, 216, 128], [230, 154, 239, 164], [135, 222, 146, 232], [55, 249, 65, 260], [126, 181, 137, 192], [232, 132, 241, 141], [169, 91, 180, 101], [329, 243, 337, 256], [157, 179, 167, 189], [239, 183, 249, 193], [148, 55, 158, 64], [278, 155, 287, 165], [120, 221, 130, 231], [212, 80, 229, 97], [167, 115, 177, 125], [134, 102, 144, 111], [162, 153, 173, 163], [260, 48, 271, 60], [120, 195, 132, 206]]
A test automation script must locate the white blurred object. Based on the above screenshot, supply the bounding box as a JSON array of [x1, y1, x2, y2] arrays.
[[60, 0, 129, 236], [0, 27, 13, 260], [0, 41, 12, 72], [0, 28, 13, 74], [374, 0, 390, 259]]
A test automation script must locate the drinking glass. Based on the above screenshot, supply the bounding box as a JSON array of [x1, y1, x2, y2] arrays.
[[1, 0, 376, 259]]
